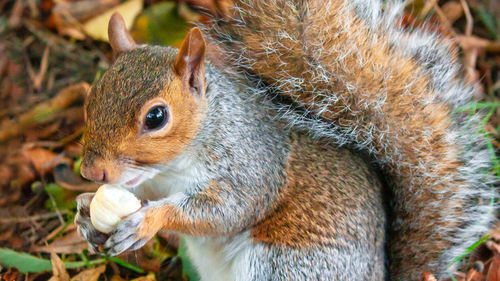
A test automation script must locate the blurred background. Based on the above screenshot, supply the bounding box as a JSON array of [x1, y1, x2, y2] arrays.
[[0, 0, 498, 280]]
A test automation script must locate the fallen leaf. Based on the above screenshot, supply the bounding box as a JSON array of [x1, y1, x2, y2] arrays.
[[45, 222, 77, 241], [487, 254, 500, 281], [111, 275, 127, 281], [54, 0, 120, 22], [32, 229, 87, 254], [24, 120, 63, 142], [131, 272, 157, 281], [82, 0, 143, 42], [7, 0, 23, 28], [24, 148, 72, 175], [70, 264, 106, 281], [441, 1, 463, 25], [50, 0, 120, 39], [0, 164, 13, 186], [0, 228, 14, 242], [53, 163, 99, 192], [0, 83, 89, 142], [486, 240, 500, 254], [131, 2, 190, 48], [2, 268, 20, 281], [183, 0, 217, 14], [420, 272, 437, 281], [63, 142, 83, 158], [50, 252, 70, 281], [465, 268, 485, 281]]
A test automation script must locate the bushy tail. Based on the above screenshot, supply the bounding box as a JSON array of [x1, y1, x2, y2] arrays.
[[203, 0, 498, 279]]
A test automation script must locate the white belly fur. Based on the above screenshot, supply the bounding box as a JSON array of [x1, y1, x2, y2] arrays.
[[183, 231, 254, 281]]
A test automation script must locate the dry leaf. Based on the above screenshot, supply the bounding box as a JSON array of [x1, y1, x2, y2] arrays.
[[441, 1, 463, 25], [487, 254, 500, 281], [70, 265, 106, 281], [2, 268, 20, 281], [8, 0, 23, 28], [420, 272, 437, 281], [0, 164, 13, 186], [486, 241, 500, 255], [47, 222, 77, 241], [53, 163, 99, 192], [111, 275, 127, 281], [82, 0, 143, 42], [24, 148, 72, 175], [465, 268, 485, 281], [0, 82, 89, 142], [130, 273, 157, 281], [32, 228, 87, 254], [50, 0, 120, 39], [0, 228, 14, 242], [50, 252, 70, 281]]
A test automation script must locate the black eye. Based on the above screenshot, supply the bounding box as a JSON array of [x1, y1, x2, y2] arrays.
[[144, 106, 168, 131]]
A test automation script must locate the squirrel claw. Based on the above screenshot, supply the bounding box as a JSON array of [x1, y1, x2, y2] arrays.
[[104, 206, 154, 256], [75, 192, 107, 252]]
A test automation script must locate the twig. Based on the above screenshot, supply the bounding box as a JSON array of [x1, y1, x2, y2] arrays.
[[46, 190, 65, 226], [0, 82, 88, 142], [420, 0, 439, 18], [27, 42, 51, 92], [457, 35, 500, 53], [433, 4, 453, 32], [460, 0, 473, 36], [0, 211, 69, 224], [8, 0, 23, 28]]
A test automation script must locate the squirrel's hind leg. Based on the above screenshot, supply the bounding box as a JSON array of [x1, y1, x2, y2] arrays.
[[226, 242, 387, 281]]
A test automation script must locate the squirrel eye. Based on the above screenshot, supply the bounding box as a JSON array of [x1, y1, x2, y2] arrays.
[[144, 106, 168, 131]]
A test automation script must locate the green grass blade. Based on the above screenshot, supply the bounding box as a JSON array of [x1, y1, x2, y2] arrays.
[[455, 102, 500, 113], [476, 5, 498, 40], [448, 233, 491, 268], [0, 248, 105, 273], [106, 256, 144, 273]]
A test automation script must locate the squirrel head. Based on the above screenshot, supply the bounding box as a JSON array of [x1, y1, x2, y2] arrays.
[[80, 13, 207, 187]]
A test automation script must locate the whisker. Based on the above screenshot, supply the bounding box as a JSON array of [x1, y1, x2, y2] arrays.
[[123, 160, 162, 174]]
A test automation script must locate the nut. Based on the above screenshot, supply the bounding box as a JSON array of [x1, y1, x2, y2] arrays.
[[90, 184, 141, 233]]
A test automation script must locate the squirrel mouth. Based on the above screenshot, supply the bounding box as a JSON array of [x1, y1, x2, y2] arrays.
[[124, 175, 142, 187]]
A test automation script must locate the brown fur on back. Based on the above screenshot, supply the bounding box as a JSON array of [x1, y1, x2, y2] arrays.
[[251, 134, 386, 251]]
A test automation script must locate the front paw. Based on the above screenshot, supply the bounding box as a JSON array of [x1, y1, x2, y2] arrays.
[[104, 203, 161, 256], [75, 193, 108, 253]]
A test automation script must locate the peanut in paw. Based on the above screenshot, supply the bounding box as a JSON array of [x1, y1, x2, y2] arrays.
[[90, 184, 141, 233]]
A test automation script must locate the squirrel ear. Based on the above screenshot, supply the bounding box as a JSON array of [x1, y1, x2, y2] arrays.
[[108, 13, 137, 57], [174, 27, 207, 97]]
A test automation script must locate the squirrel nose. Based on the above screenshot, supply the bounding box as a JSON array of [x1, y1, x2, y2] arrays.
[[80, 160, 118, 184]]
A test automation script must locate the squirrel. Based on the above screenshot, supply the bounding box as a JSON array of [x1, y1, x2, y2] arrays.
[[76, 14, 387, 280], [74, 0, 498, 279]]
